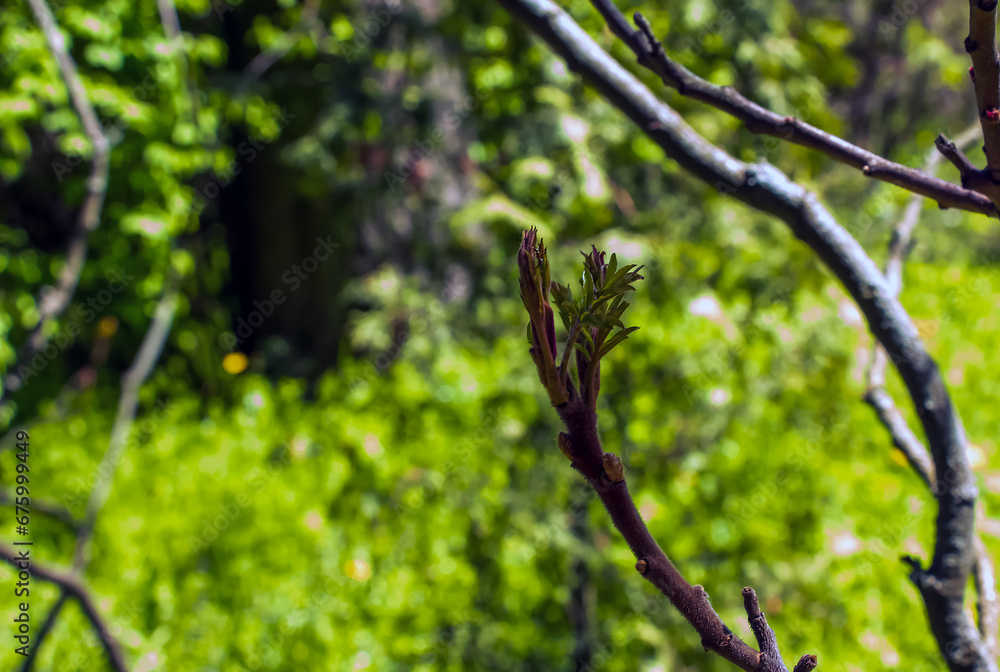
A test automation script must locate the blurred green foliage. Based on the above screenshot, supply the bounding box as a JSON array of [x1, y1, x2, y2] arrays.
[[1, 0, 1000, 670]]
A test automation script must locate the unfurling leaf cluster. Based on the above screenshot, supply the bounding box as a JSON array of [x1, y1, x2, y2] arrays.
[[518, 229, 642, 410]]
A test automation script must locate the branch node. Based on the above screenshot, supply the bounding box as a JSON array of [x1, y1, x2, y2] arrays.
[[966, 36, 980, 52], [557, 432, 574, 460], [602, 452, 625, 482], [632, 12, 663, 59], [794, 654, 819, 672], [635, 558, 649, 575]]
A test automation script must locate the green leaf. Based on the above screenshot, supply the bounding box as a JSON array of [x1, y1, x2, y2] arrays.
[[597, 326, 639, 358]]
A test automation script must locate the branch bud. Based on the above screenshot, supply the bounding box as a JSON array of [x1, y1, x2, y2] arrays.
[[602, 452, 624, 482], [557, 432, 574, 460]]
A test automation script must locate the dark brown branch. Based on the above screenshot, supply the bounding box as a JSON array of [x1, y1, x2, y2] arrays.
[[793, 654, 819, 672], [0, 545, 128, 671], [496, 0, 989, 669], [936, 134, 981, 185], [586, 0, 996, 217], [0, 491, 78, 532], [18, 592, 68, 672], [4, 0, 112, 403], [555, 393, 799, 672], [743, 587, 787, 672]]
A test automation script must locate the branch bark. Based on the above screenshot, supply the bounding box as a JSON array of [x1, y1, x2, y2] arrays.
[[967, 0, 1000, 192], [0, 546, 128, 671], [586, 0, 996, 217], [556, 392, 806, 672], [862, 123, 1000, 661], [496, 0, 991, 669]]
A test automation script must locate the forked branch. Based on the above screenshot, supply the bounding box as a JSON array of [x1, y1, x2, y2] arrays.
[[520, 231, 814, 671], [586, 0, 996, 216]]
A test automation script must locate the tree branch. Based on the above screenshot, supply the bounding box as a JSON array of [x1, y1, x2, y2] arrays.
[[555, 394, 805, 672], [974, 536, 1000, 658], [585, 0, 996, 217], [966, 0, 1000, 192], [4, 0, 112, 402], [0, 546, 128, 671], [863, 124, 981, 494], [74, 290, 177, 568], [18, 592, 68, 672], [861, 122, 999, 659], [0, 491, 78, 532], [496, 1, 990, 669]]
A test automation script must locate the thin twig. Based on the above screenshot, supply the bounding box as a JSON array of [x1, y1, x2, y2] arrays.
[[18, 592, 68, 672], [585, 0, 996, 217], [241, 0, 323, 83], [4, 0, 111, 402], [73, 290, 178, 568], [0, 546, 128, 671], [864, 124, 980, 492], [0, 491, 78, 532]]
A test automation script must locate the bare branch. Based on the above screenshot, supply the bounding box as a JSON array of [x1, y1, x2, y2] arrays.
[[554, 401, 805, 671], [0, 491, 78, 532], [586, 0, 996, 217], [4, 0, 112, 400], [967, 0, 1000, 191], [74, 290, 177, 568], [861, 122, 998, 658], [497, 0, 990, 668], [974, 536, 1000, 658], [743, 587, 788, 672], [18, 592, 68, 672], [0, 546, 129, 671], [936, 134, 981, 185]]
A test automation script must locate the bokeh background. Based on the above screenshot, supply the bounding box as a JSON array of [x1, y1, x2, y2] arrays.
[[1, 0, 999, 669]]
